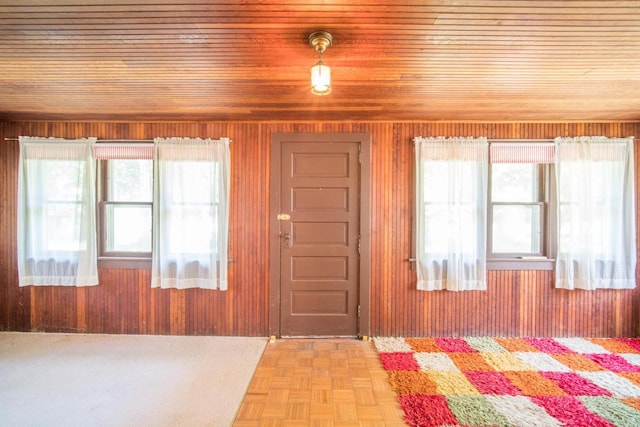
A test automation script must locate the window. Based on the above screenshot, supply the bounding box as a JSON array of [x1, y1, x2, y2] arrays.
[[99, 159, 153, 257], [94, 142, 155, 268], [413, 141, 556, 274], [414, 137, 635, 287], [489, 163, 546, 257], [487, 142, 555, 270], [19, 137, 231, 289], [95, 139, 231, 289]]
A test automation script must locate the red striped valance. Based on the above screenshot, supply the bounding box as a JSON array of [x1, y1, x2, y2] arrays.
[[490, 142, 555, 164], [93, 143, 154, 160]]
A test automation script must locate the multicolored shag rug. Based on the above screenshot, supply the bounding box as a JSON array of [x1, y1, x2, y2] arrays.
[[373, 337, 640, 427]]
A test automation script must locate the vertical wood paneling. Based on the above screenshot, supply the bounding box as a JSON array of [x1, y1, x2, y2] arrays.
[[0, 121, 638, 337]]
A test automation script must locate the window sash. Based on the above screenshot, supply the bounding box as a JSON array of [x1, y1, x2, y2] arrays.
[[490, 201, 545, 257], [488, 163, 549, 260], [99, 201, 153, 257], [98, 159, 154, 258]]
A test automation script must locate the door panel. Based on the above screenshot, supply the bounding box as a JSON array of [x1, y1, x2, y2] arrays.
[[279, 141, 360, 336]]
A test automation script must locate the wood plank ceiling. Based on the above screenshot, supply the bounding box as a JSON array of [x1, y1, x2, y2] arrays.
[[0, 1, 639, 122]]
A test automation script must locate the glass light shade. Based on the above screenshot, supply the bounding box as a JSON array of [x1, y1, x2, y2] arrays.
[[310, 63, 331, 95]]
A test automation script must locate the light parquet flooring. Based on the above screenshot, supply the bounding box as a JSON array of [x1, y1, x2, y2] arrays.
[[233, 339, 406, 427]]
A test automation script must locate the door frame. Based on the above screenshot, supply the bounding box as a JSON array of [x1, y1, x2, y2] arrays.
[[269, 132, 371, 338]]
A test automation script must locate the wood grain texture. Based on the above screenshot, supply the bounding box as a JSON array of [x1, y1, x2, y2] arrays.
[[0, 121, 638, 337], [233, 339, 406, 425], [0, 1, 639, 122]]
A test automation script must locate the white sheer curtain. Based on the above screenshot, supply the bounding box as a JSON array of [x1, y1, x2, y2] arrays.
[[555, 136, 636, 290], [414, 136, 488, 291], [17, 136, 99, 286], [151, 137, 230, 290]]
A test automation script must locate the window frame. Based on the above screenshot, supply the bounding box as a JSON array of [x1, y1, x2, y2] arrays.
[[96, 158, 153, 269], [487, 142, 556, 271], [488, 163, 546, 256]]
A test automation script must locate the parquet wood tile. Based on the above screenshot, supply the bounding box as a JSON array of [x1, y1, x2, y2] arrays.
[[233, 339, 406, 426]]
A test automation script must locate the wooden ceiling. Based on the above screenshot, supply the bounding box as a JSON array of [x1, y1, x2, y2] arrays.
[[1, 1, 639, 122]]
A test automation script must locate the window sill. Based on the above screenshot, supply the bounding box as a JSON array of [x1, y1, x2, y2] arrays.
[[488, 258, 555, 271], [98, 257, 151, 270]]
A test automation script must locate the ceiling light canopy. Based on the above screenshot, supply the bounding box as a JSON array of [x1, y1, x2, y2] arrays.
[[308, 31, 333, 96]]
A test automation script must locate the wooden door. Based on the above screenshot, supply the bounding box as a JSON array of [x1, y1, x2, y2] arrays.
[[273, 135, 362, 337]]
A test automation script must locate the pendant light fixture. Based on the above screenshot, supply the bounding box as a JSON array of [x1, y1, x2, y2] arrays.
[[308, 31, 333, 96]]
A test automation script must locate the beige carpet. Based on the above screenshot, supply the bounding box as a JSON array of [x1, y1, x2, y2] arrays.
[[0, 332, 267, 427]]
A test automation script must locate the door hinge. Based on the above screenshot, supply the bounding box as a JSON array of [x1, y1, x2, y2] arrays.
[[357, 305, 361, 319], [357, 236, 361, 254]]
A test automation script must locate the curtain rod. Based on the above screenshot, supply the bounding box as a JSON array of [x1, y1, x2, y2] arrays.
[[3, 138, 153, 142], [3, 138, 231, 143], [5, 137, 551, 142]]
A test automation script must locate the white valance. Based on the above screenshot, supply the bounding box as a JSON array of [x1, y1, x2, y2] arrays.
[[490, 142, 555, 164], [93, 143, 154, 160]]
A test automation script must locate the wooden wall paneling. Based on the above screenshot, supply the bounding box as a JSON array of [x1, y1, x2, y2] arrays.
[[605, 291, 615, 337], [527, 271, 537, 336], [85, 271, 106, 334], [136, 269, 146, 334], [506, 271, 515, 336], [76, 286, 87, 333], [496, 271, 504, 336], [398, 124, 414, 336], [111, 270, 122, 333], [169, 289, 185, 335], [1, 124, 12, 328], [125, 269, 138, 333], [1, 121, 639, 337], [581, 280, 591, 336], [229, 122, 249, 335], [2, 2, 640, 123], [541, 271, 551, 336], [238, 122, 268, 336], [391, 121, 403, 336], [374, 123, 387, 336], [394, 123, 417, 337], [487, 271, 495, 335], [378, 122, 393, 335], [502, 271, 508, 336], [368, 123, 382, 334], [508, 270, 517, 336], [387, 122, 398, 336], [498, 270, 505, 336], [250, 121, 265, 335], [624, 290, 634, 337]]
